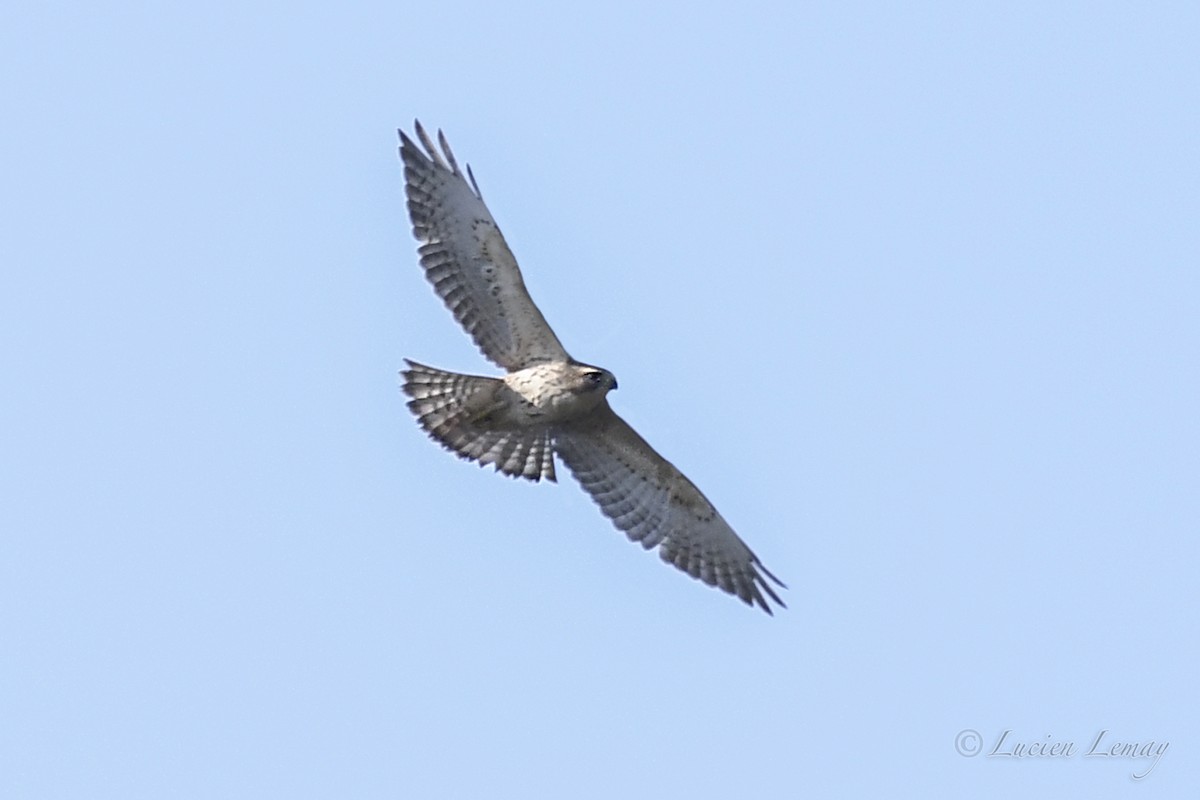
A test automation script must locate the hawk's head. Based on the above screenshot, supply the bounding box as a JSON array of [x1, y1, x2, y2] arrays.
[[576, 365, 618, 394]]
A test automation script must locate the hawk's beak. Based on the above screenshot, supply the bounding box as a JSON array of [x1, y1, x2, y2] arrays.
[[611, 378, 618, 390]]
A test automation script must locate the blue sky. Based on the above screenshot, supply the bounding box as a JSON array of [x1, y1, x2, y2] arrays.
[[2, 2, 1197, 797]]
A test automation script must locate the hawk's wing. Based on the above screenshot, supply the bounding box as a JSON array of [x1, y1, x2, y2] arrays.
[[555, 404, 786, 614], [399, 122, 571, 371]]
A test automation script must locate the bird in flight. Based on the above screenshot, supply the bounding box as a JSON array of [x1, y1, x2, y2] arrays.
[[397, 122, 785, 613]]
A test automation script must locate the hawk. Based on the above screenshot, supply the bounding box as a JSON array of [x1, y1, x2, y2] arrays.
[[397, 122, 785, 614]]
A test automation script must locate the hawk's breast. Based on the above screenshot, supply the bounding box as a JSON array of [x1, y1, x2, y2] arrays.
[[504, 363, 607, 423]]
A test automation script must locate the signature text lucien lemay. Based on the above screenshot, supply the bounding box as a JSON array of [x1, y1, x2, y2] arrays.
[[988, 729, 1169, 779]]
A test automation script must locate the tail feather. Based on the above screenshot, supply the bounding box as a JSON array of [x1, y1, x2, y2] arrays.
[[401, 360, 556, 482]]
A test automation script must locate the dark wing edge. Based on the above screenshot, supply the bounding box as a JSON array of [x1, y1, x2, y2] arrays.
[[555, 404, 787, 615], [402, 122, 484, 199], [398, 120, 570, 370]]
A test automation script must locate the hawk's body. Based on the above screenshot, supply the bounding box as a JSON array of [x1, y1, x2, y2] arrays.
[[398, 122, 785, 613]]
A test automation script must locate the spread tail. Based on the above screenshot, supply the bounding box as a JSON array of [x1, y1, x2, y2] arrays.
[[400, 359, 556, 482]]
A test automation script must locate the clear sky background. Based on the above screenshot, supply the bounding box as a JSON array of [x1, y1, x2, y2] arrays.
[[1, 2, 1197, 798]]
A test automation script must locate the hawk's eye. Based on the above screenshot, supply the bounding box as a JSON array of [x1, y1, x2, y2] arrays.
[[587, 372, 604, 383]]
